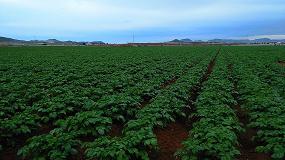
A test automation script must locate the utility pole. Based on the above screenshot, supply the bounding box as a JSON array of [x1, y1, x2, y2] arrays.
[[132, 33, 135, 43]]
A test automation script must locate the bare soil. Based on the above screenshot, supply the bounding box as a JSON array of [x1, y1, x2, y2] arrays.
[[230, 66, 271, 160], [278, 60, 285, 67], [160, 76, 178, 89], [109, 123, 124, 137], [160, 64, 194, 89], [0, 148, 17, 160], [70, 147, 86, 160], [187, 48, 219, 120], [151, 122, 188, 160], [140, 95, 152, 108], [234, 103, 271, 160], [0, 124, 54, 160], [150, 49, 220, 160], [141, 63, 195, 109]]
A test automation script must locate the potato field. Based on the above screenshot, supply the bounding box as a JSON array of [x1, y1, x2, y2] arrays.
[[0, 46, 285, 160]]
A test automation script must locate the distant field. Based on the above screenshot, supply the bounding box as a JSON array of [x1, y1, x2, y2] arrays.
[[0, 46, 285, 160]]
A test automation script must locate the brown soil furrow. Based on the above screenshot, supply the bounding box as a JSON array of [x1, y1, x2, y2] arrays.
[[151, 122, 188, 160], [0, 149, 17, 160], [229, 64, 271, 160], [277, 60, 285, 67], [109, 123, 124, 137], [109, 63, 196, 138], [141, 63, 195, 109], [159, 64, 194, 89], [187, 48, 220, 121], [234, 84, 271, 160], [140, 95, 152, 108], [160, 76, 178, 89], [70, 147, 85, 160], [0, 123, 54, 160], [152, 49, 220, 160]]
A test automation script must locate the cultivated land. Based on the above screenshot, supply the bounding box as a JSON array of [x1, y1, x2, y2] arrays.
[[0, 46, 285, 160]]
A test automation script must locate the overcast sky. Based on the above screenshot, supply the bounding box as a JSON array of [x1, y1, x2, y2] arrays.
[[0, 0, 285, 43]]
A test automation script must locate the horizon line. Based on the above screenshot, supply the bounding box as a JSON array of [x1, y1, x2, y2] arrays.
[[1, 34, 285, 44]]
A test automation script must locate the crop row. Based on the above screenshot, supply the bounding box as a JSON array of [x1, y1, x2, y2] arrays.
[[82, 52, 216, 159], [177, 49, 243, 159], [232, 64, 285, 159], [223, 46, 285, 98], [1, 46, 284, 159], [0, 46, 218, 159], [222, 46, 285, 159]]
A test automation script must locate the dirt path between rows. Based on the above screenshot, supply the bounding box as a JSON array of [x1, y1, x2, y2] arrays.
[[151, 48, 220, 160], [234, 86, 271, 160], [0, 123, 54, 160], [142, 63, 195, 109], [228, 64, 271, 160], [109, 63, 196, 138], [187, 48, 220, 123], [151, 122, 188, 160], [277, 60, 285, 67]]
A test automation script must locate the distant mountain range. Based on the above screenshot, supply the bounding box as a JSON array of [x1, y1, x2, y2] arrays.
[[0, 36, 105, 45], [0, 37, 23, 43], [170, 38, 285, 44], [1, 36, 285, 45]]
